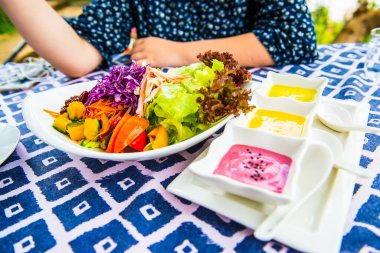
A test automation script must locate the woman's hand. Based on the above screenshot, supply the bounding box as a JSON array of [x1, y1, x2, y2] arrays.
[[131, 37, 189, 67], [130, 33, 274, 68]]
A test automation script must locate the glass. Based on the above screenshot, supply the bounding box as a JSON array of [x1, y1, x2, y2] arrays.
[[365, 28, 380, 83]]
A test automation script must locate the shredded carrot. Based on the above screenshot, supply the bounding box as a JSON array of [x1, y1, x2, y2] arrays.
[[97, 113, 110, 137], [86, 99, 123, 119], [108, 110, 123, 125], [43, 109, 60, 118]]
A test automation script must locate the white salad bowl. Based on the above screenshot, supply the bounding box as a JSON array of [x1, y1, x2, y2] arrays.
[[253, 72, 327, 115], [22, 81, 233, 161], [188, 122, 309, 205]]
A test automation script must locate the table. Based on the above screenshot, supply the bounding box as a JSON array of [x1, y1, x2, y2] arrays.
[[0, 43, 379, 253]]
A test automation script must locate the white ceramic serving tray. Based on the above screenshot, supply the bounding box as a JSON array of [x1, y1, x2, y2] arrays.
[[167, 98, 369, 253]]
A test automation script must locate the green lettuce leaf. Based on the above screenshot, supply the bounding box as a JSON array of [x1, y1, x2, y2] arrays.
[[153, 84, 200, 121], [160, 118, 194, 144], [169, 62, 214, 92], [145, 53, 253, 144]]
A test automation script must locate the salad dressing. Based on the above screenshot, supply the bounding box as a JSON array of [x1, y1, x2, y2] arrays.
[[249, 109, 305, 137], [213, 144, 292, 193], [267, 84, 317, 102]]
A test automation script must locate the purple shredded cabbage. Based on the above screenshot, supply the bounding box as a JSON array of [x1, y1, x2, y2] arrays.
[[85, 61, 146, 113]]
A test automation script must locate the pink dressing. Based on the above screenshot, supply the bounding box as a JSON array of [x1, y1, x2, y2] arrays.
[[213, 144, 292, 193]]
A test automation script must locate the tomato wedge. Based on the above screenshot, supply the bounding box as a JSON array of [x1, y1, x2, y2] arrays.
[[129, 131, 147, 151], [113, 116, 149, 153], [106, 112, 131, 153]]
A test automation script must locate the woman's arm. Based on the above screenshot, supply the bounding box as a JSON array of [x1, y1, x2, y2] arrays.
[[132, 0, 317, 68], [249, 0, 318, 66], [0, 0, 103, 77], [131, 33, 274, 67]]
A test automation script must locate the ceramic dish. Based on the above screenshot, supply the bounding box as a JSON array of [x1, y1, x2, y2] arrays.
[[22, 81, 232, 161], [167, 98, 368, 253], [189, 122, 309, 205], [232, 101, 315, 138], [253, 72, 327, 114], [0, 123, 20, 165]]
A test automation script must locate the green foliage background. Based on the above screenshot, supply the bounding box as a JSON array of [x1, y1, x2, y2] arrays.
[[0, 8, 14, 34], [312, 6, 344, 44], [312, 0, 380, 44]]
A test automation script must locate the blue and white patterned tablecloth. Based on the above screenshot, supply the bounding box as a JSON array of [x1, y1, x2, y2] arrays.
[[0, 43, 379, 253]]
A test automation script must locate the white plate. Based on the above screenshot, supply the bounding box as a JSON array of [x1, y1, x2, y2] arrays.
[[22, 81, 232, 161], [0, 123, 20, 165], [167, 98, 368, 253]]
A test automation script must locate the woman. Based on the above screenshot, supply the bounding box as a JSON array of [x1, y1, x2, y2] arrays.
[[0, 0, 317, 77]]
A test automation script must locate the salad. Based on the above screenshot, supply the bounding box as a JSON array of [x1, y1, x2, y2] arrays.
[[47, 51, 254, 153]]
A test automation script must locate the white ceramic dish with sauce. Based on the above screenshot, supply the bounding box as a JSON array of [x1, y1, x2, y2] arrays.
[[232, 98, 314, 138], [189, 122, 309, 205], [253, 72, 327, 115]]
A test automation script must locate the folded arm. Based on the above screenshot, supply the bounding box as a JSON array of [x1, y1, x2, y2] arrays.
[[131, 33, 275, 68]]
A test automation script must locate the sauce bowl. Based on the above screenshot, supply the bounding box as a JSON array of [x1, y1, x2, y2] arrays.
[[253, 72, 327, 115], [188, 122, 310, 205]]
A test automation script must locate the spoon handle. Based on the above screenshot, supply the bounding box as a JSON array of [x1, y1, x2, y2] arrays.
[[254, 205, 292, 241], [255, 171, 330, 241], [334, 162, 374, 178], [341, 125, 380, 134], [255, 188, 315, 241]]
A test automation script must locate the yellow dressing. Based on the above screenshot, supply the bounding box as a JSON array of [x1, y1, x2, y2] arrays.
[[249, 109, 305, 137], [267, 84, 317, 102]]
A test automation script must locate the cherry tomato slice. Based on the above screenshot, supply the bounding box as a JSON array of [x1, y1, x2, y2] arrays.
[[129, 131, 147, 151], [113, 116, 149, 153]]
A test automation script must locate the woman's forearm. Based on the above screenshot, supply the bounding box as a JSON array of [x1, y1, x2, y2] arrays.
[[183, 33, 275, 67], [0, 0, 103, 76]]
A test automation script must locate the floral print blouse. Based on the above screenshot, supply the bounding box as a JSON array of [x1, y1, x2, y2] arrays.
[[67, 0, 318, 67]]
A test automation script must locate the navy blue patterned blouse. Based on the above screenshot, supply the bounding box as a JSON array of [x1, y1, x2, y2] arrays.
[[67, 0, 317, 67]]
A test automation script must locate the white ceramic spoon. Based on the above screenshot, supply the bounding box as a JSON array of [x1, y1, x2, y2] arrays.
[[254, 142, 333, 241], [317, 103, 380, 134], [310, 129, 373, 178], [0, 123, 20, 166]]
